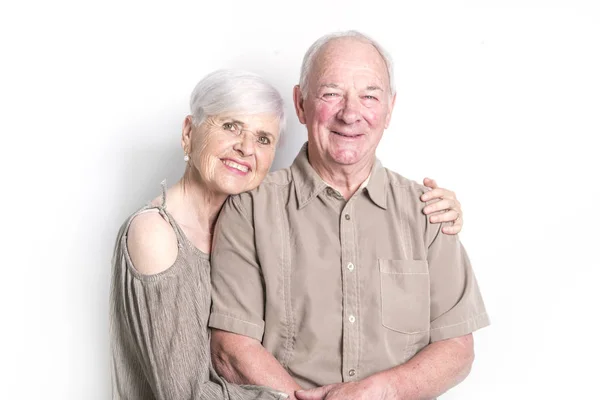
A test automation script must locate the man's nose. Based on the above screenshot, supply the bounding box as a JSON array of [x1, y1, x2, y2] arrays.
[[233, 131, 256, 157], [337, 96, 362, 124]]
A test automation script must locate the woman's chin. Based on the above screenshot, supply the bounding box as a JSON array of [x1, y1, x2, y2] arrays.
[[215, 179, 254, 196]]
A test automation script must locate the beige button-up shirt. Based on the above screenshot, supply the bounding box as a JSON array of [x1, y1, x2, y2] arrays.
[[209, 143, 489, 388]]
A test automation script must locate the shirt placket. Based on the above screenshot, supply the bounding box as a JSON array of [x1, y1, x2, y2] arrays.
[[339, 195, 360, 382]]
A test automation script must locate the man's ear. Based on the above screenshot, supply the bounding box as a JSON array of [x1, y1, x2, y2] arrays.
[[293, 85, 307, 125], [181, 115, 194, 153], [384, 93, 397, 129]]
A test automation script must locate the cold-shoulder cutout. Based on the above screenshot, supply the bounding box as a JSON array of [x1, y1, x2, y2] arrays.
[[126, 210, 179, 276]]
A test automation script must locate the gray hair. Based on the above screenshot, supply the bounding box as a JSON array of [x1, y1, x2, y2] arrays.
[[299, 30, 395, 98], [190, 69, 286, 137]]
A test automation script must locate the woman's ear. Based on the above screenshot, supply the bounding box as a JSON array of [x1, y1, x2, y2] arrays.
[[181, 115, 194, 154]]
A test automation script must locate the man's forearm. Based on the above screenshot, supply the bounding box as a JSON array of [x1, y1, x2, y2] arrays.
[[211, 329, 302, 399], [374, 334, 475, 399]]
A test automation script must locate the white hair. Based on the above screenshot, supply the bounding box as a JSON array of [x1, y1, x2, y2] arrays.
[[298, 30, 395, 98], [189, 69, 286, 136]]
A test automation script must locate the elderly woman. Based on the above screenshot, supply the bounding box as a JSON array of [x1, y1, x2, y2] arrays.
[[109, 70, 464, 400]]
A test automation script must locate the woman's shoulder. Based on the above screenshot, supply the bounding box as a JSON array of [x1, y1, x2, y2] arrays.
[[126, 209, 179, 276]]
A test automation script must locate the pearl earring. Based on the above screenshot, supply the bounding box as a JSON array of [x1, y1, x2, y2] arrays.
[[184, 154, 190, 162]]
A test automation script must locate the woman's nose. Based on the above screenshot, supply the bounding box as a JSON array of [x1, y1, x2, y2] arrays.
[[233, 131, 255, 156]]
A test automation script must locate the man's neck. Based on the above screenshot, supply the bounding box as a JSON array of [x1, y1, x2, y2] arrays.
[[308, 150, 374, 200]]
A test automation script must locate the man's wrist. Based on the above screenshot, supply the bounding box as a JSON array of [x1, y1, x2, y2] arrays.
[[368, 368, 415, 400]]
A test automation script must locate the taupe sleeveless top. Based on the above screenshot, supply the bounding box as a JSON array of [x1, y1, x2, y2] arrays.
[[109, 185, 287, 399]]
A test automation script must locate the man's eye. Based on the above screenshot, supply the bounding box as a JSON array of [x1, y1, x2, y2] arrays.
[[323, 93, 338, 97], [363, 95, 377, 100], [257, 136, 271, 145]]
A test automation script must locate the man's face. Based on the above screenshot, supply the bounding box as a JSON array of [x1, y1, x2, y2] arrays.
[[295, 38, 395, 169]]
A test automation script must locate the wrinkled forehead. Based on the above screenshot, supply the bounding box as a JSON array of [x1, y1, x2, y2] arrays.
[[310, 38, 390, 91], [207, 112, 282, 138]]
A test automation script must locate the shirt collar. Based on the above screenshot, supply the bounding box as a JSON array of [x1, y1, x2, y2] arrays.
[[364, 158, 387, 209], [290, 142, 388, 210]]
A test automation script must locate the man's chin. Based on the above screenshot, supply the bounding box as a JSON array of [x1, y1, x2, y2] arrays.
[[329, 150, 366, 166]]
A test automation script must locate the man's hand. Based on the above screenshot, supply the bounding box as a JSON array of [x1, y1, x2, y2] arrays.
[[296, 335, 474, 400], [295, 378, 394, 400], [420, 177, 463, 235]]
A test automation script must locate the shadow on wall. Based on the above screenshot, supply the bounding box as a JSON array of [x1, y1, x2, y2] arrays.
[[271, 123, 307, 172], [113, 141, 184, 225], [103, 115, 185, 259]]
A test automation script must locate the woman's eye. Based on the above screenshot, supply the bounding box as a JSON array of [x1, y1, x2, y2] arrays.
[[223, 122, 238, 132], [257, 136, 271, 145]]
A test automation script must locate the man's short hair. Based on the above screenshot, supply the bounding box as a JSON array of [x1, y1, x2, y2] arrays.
[[298, 30, 396, 98]]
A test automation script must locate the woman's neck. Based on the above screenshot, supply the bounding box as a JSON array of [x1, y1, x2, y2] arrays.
[[165, 169, 229, 252]]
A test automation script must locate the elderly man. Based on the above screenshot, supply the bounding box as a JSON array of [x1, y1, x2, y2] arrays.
[[209, 31, 489, 400]]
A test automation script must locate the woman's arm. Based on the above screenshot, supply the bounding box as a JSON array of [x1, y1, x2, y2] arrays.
[[420, 177, 463, 235], [111, 212, 284, 400]]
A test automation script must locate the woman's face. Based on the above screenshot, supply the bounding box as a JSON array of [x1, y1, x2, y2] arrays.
[[182, 113, 280, 195]]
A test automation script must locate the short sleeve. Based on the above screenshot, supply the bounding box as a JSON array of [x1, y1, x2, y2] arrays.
[[209, 194, 266, 341], [427, 224, 490, 342]]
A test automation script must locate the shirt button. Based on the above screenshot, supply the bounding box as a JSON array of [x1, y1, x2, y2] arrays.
[[345, 214, 351, 220], [326, 187, 334, 196], [349, 315, 356, 323], [347, 262, 354, 271], [348, 369, 356, 376]]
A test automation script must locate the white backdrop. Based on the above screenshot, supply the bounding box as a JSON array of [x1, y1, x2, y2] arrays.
[[2, 0, 599, 398]]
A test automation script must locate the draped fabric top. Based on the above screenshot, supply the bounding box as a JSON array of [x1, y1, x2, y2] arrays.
[[109, 186, 287, 400]]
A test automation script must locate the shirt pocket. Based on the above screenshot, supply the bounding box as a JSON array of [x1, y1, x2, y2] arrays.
[[379, 259, 430, 334]]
